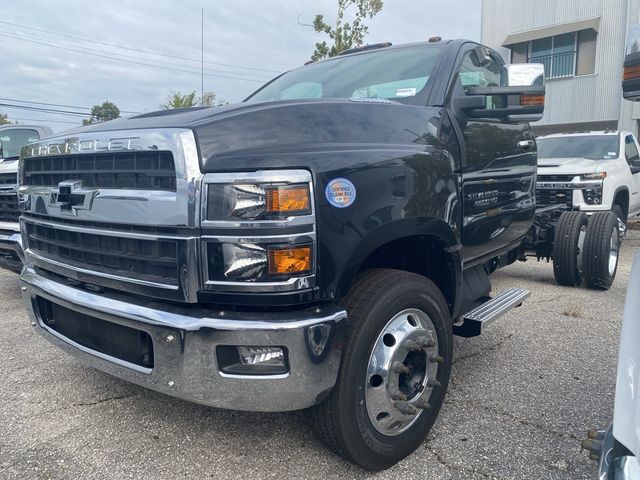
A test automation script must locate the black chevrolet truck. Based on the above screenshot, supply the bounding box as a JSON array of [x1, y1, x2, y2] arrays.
[[17, 39, 618, 470]]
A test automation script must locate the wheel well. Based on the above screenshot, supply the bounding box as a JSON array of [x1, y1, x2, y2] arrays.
[[357, 235, 457, 313], [614, 190, 629, 220]]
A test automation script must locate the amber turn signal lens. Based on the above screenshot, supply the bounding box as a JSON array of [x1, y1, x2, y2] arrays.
[[266, 185, 311, 215], [624, 65, 640, 80], [268, 246, 312, 275], [520, 94, 545, 106]]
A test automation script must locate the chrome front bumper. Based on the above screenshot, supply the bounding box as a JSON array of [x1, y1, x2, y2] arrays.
[[21, 266, 347, 412], [0, 222, 23, 272]]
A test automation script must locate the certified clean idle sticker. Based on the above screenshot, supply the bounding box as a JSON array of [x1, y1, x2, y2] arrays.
[[325, 178, 356, 208]]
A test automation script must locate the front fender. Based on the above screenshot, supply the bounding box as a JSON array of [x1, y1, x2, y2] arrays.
[[333, 217, 462, 301]]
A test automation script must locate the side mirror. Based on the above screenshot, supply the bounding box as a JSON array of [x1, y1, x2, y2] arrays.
[[0, 140, 4, 160], [631, 164, 640, 175], [623, 53, 640, 101], [458, 63, 545, 122], [624, 26, 640, 101]]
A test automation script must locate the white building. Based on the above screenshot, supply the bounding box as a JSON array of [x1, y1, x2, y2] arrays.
[[481, 0, 640, 136]]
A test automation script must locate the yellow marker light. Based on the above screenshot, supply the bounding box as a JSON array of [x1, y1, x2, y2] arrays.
[[266, 185, 311, 215], [520, 94, 545, 106], [268, 246, 312, 275], [624, 65, 640, 80]]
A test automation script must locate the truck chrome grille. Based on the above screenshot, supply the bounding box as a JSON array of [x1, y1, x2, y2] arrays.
[[0, 173, 19, 223], [535, 187, 573, 209], [0, 192, 20, 222], [0, 172, 17, 186], [22, 152, 177, 191], [24, 219, 180, 285]]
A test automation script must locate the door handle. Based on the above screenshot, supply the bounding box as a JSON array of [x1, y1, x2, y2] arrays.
[[517, 140, 535, 150]]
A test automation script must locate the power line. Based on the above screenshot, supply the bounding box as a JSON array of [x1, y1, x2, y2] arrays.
[[0, 103, 92, 117], [0, 32, 269, 83], [8, 117, 81, 125], [0, 19, 284, 74], [0, 30, 271, 81], [0, 97, 140, 114]]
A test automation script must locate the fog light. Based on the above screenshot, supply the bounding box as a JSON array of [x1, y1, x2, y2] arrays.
[[238, 346, 285, 366], [217, 345, 289, 375]]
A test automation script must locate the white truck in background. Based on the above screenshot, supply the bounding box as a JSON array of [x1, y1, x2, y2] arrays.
[[0, 125, 52, 271], [536, 130, 640, 236]]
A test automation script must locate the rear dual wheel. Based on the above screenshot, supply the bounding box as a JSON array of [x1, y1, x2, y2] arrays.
[[553, 211, 620, 290], [583, 211, 620, 290], [310, 269, 452, 471]]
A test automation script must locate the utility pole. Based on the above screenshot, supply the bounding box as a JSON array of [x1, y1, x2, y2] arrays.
[[201, 8, 204, 103]]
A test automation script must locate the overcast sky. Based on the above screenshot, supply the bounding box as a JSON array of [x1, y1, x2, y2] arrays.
[[0, 0, 481, 133]]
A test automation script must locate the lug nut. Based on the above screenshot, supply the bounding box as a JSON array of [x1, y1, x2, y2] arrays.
[[391, 390, 408, 401], [581, 437, 603, 462], [391, 361, 410, 374], [587, 429, 606, 441], [394, 401, 417, 416], [415, 398, 431, 410]]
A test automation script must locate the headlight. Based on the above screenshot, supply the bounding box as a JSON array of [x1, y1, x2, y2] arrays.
[[202, 170, 315, 292], [208, 242, 313, 282], [580, 172, 607, 180], [207, 183, 311, 221]]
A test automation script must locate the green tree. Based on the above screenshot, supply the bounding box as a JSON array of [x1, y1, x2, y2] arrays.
[[0, 113, 11, 125], [199, 91, 228, 107], [83, 101, 120, 125], [308, 0, 383, 61], [161, 91, 197, 110]]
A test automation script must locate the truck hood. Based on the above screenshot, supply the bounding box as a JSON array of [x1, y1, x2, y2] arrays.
[[537, 157, 601, 176], [55, 98, 441, 171], [613, 250, 640, 457], [0, 159, 18, 175]]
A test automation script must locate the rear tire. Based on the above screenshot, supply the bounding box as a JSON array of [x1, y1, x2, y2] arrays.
[[553, 211, 588, 286], [310, 269, 453, 471], [583, 211, 620, 290]]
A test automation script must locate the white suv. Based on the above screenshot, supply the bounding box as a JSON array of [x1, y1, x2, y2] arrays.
[[536, 131, 640, 233]]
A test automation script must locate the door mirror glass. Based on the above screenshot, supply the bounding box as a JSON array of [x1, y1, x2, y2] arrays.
[[623, 25, 640, 101], [507, 63, 545, 87]]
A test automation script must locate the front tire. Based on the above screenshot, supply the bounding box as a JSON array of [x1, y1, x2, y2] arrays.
[[310, 269, 453, 470], [583, 211, 620, 290]]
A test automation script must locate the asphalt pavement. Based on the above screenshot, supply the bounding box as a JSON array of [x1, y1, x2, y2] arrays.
[[2, 231, 638, 479]]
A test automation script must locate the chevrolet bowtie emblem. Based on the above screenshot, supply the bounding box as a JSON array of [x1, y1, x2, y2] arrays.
[[50, 181, 99, 214]]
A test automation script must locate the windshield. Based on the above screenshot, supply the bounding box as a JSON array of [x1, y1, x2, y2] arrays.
[[537, 135, 620, 160], [0, 128, 40, 159], [246, 45, 443, 104]]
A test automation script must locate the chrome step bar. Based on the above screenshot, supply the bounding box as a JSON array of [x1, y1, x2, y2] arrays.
[[454, 288, 530, 338]]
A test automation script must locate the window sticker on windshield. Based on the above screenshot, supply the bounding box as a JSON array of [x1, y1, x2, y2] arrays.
[[395, 87, 417, 97], [608, 152, 617, 156]]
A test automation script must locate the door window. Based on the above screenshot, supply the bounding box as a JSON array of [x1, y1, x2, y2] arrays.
[[457, 48, 504, 92], [624, 135, 640, 167]]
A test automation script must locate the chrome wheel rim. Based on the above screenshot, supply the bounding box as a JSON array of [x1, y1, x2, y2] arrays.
[[577, 224, 587, 276], [608, 226, 619, 276], [365, 308, 440, 436]]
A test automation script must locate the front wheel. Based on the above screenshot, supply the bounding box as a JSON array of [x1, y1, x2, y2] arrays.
[[310, 269, 453, 470]]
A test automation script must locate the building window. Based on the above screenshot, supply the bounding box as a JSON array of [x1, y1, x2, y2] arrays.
[[510, 29, 596, 79]]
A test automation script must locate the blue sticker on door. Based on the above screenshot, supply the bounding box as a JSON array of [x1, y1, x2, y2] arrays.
[[325, 178, 356, 208]]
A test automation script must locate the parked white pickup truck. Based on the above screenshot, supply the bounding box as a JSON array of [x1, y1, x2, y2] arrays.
[[536, 131, 640, 235]]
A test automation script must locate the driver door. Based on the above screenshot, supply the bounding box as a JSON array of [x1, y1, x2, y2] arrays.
[[450, 45, 537, 265]]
